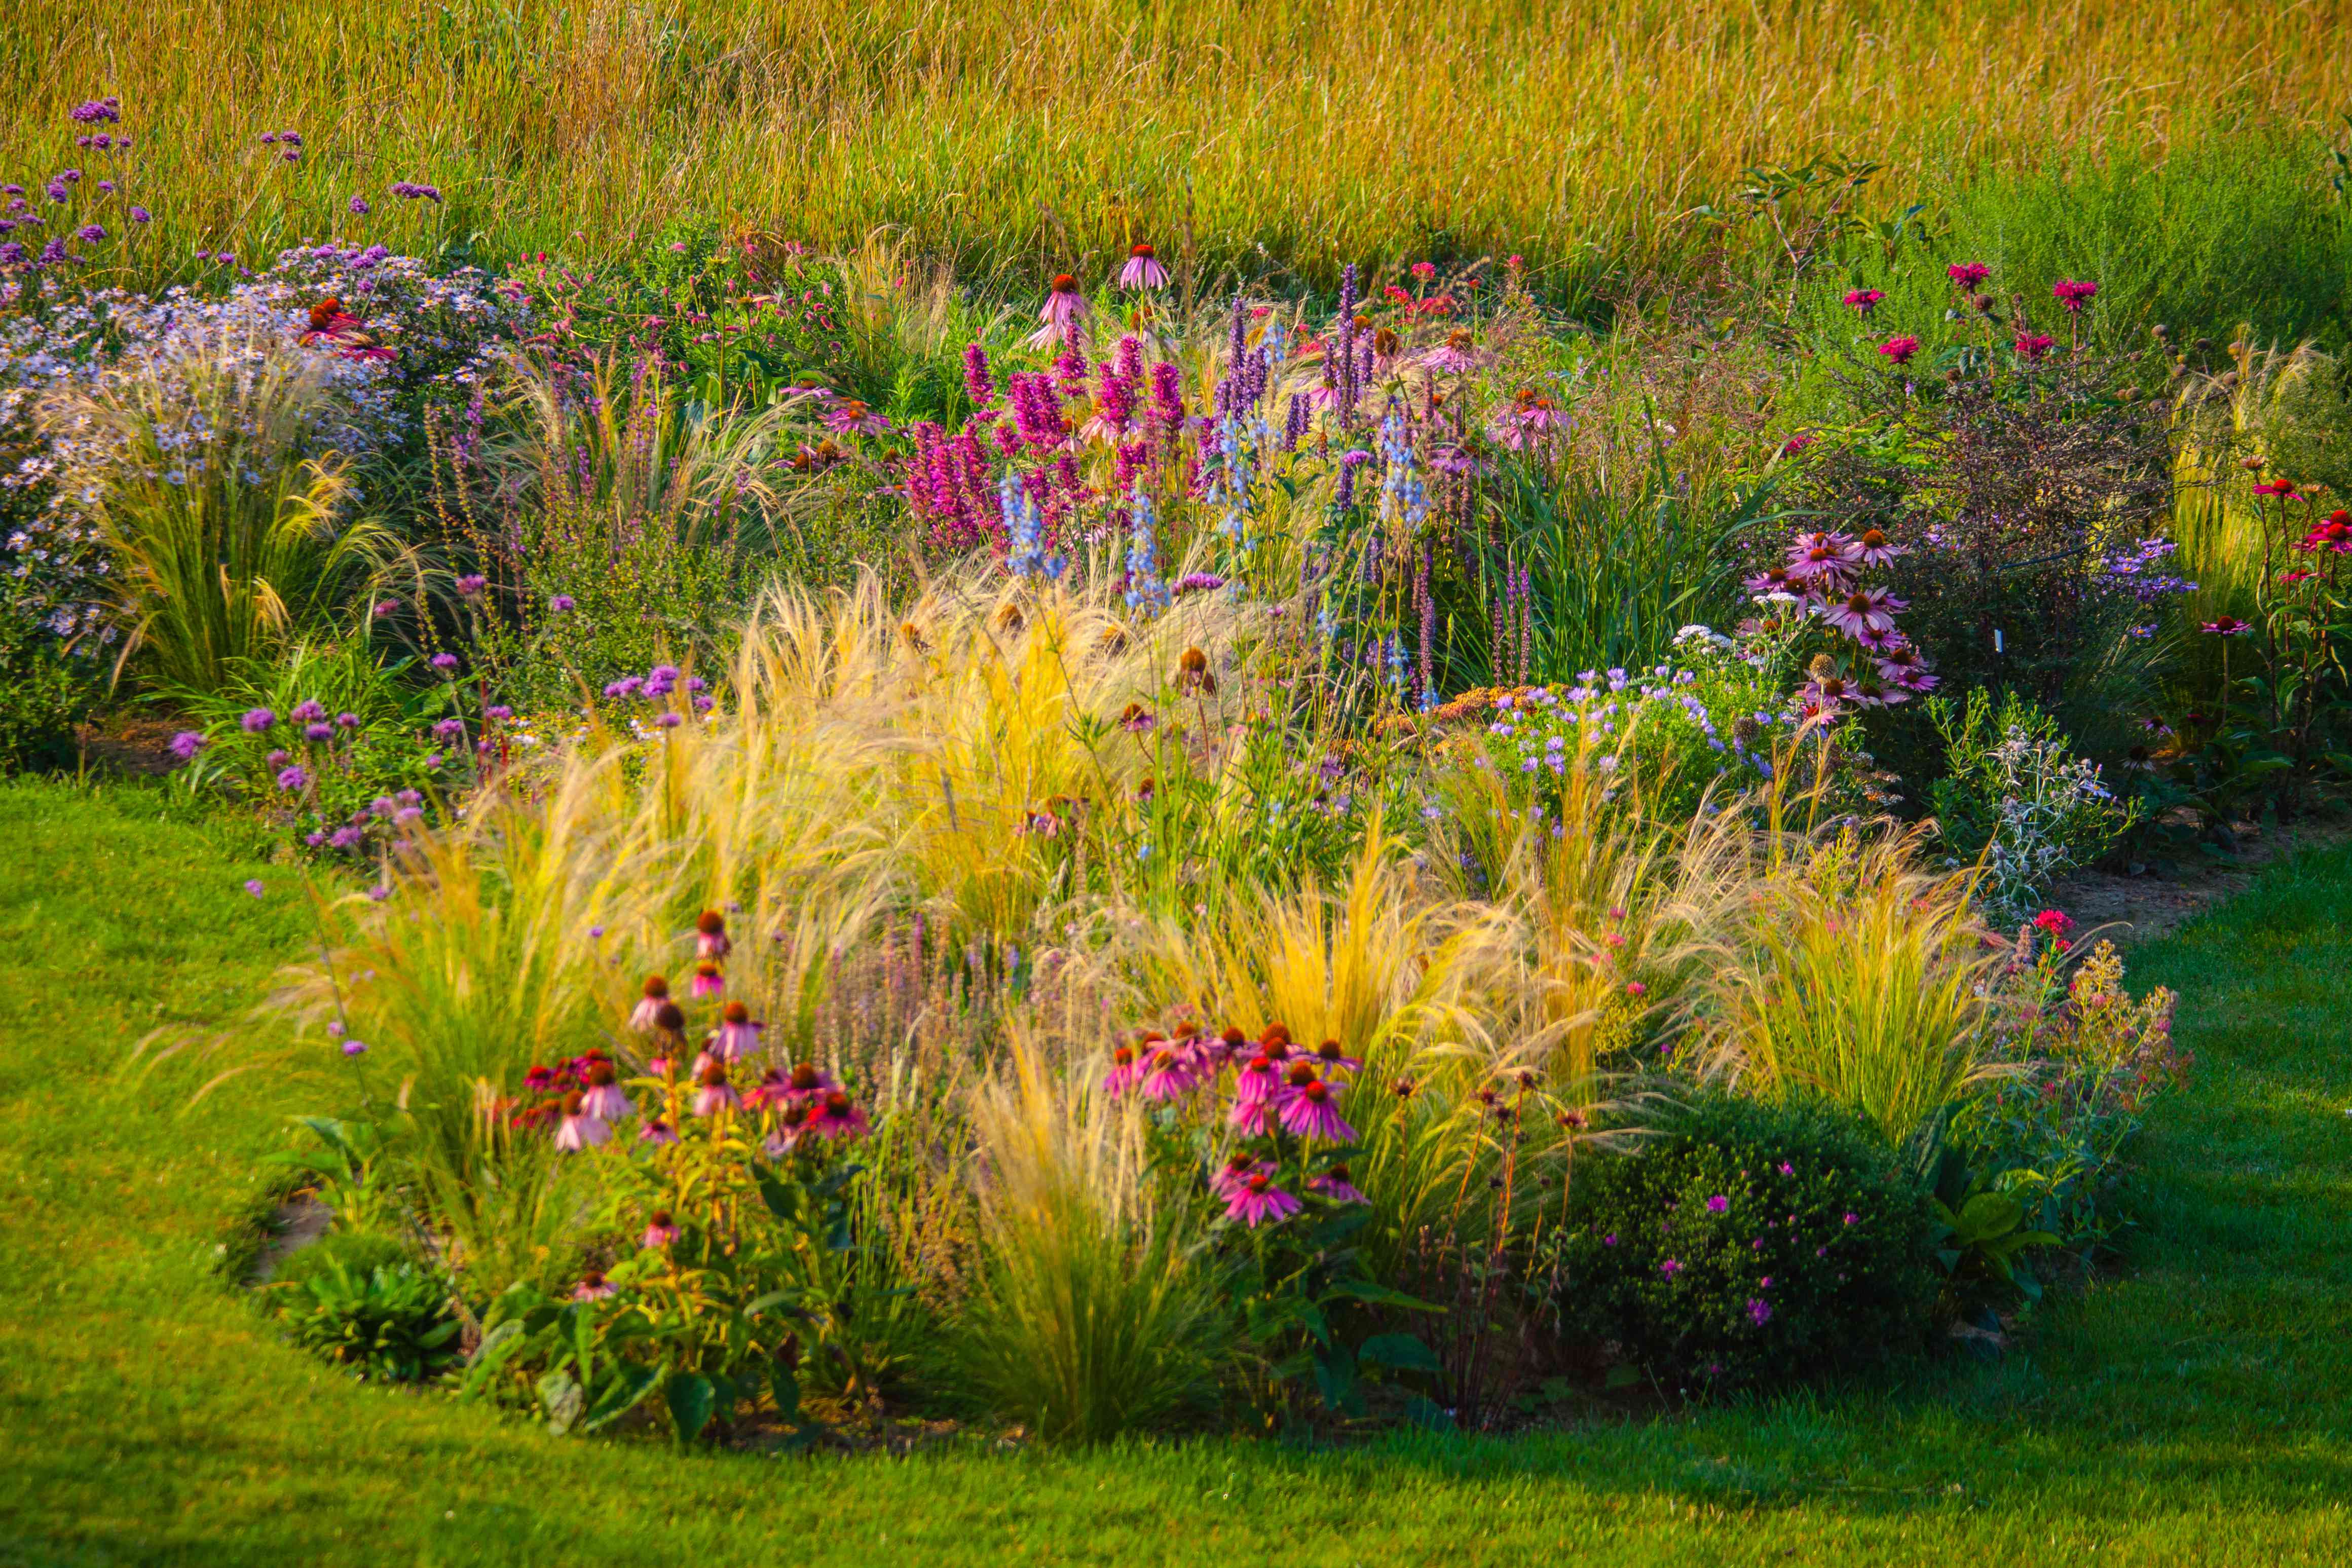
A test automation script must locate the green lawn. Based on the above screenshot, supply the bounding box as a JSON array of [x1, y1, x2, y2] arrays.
[[2, 777, 2348, 1567]]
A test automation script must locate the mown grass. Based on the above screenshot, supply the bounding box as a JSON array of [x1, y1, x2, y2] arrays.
[[10, 0, 2352, 307], [1, 776, 2348, 1565]]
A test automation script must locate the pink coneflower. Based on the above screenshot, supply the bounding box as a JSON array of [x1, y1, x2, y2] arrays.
[[1853, 527, 1905, 568], [1798, 672, 1856, 713], [1234, 1052, 1281, 1105], [1743, 564, 1799, 596], [1225, 1172, 1302, 1227], [553, 1092, 611, 1152], [710, 999, 763, 1060], [1117, 241, 1168, 290], [628, 976, 671, 1032], [1027, 273, 1091, 352], [1311, 1037, 1363, 1080], [2051, 279, 2099, 314], [690, 961, 724, 999], [642, 1209, 678, 1249], [782, 1061, 838, 1106], [1308, 1163, 1369, 1204], [1279, 1078, 1357, 1143], [640, 1116, 679, 1145], [1785, 530, 1862, 584], [1419, 328, 1483, 375], [808, 1089, 869, 1142], [692, 1063, 739, 1117], [1493, 387, 1573, 450], [1947, 262, 1991, 289], [695, 910, 732, 959], [1874, 644, 1939, 691], [2200, 616, 2253, 636], [579, 1059, 632, 1121], [2013, 332, 2056, 362], [1138, 1044, 1196, 1102], [1842, 288, 1884, 316], [1102, 1042, 1147, 1097], [765, 1101, 813, 1158], [1211, 1153, 1273, 1200], [1821, 585, 1907, 641], [742, 1066, 791, 1110], [1877, 334, 1921, 366], [2252, 480, 2299, 499], [823, 398, 892, 436], [572, 1271, 617, 1302]]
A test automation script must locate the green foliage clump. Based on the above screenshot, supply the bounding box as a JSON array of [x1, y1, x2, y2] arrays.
[[0, 590, 94, 772], [267, 1239, 463, 1385], [1551, 1092, 1939, 1390], [1928, 689, 2133, 925]]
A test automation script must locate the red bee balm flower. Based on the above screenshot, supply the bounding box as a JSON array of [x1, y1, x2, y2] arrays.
[[1877, 335, 1921, 366], [1843, 288, 1884, 315]]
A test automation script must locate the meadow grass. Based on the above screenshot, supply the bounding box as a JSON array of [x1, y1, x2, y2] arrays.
[[11, 0, 2352, 308], [3, 775, 2348, 1566]]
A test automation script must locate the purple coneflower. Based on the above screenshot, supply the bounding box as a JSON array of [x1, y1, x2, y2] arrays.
[[2200, 616, 2252, 636], [808, 1089, 869, 1141], [1308, 1164, 1369, 1204], [1027, 274, 1090, 352], [710, 999, 763, 1060], [553, 1092, 612, 1151], [1821, 585, 1907, 641], [1279, 1077, 1356, 1143], [572, 1271, 617, 1302], [1117, 242, 1169, 290], [765, 1101, 813, 1158], [1784, 530, 1861, 584], [694, 909, 731, 959], [628, 975, 672, 1032], [580, 1058, 631, 1121], [1853, 527, 1905, 568], [1225, 1172, 1301, 1228], [640, 1116, 679, 1146], [642, 1210, 678, 1248], [1102, 1042, 1147, 1097], [1138, 1044, 1196, 1102], [778, 1061, 838, 1107], [1873, 644, 1938, 691], [1310, 1037, 1363, 1079], [692, 1062, 739, 1116], [689, 961, 724, 999], [1419, 328, 1481, 375], [1211, 1153, 1271, 1200]]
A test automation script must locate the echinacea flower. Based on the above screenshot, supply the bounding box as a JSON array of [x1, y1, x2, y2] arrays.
[[1307, 1164, 1369, 1204], [1873, 643, 1938, 691], [1102, 1042, 1147, 1097], [710, 999, 762, 1060], [1027, 274, 1091, 352], [1233, 1052, 1281, 1106], [1138, 1045, 1196, 1101], [640, 1116, 679, 1146], [1278, 1078, 1357, 1143], [1876, 334, 1920, 366], [1311, 1037, 1363, 1079], [2200, 616, 2252, 636], [553, 1092, 611, 1151], [1224, 1172, 1302, 1227], [642, 1210, 678, 1249], [1117, 241, 1168, 290], [807, 1089, 869, 1141], [692, 1062, 739, 1116], [694, 909, 731, 959], [571, 1271, 617, 1301], [689, 961, 724, 999], [1211, 1153, 1273, 1200], [628, 975, 671, 1032], [580, 1059, 631, 1121], [1418, 328, 1482, 375], [1853, 527, 1905, 567], [1821, 585, 1907, 641], [1784, 530, 1862, 584]]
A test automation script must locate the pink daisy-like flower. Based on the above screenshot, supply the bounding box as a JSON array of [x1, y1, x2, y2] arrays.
[[1027, 273, 1091, 352], [1101, 1042, 1147, 1098], [781, 1061, 840, 1106], [1138, 1046, 1196, 1101], [642, 1210, 678, 1249], [1278, 1078, 1357, 1143], [1853, 527, 1905, 568], [1874, 644, 1939, 691], [1492, 388, 1572, 450], [1743, 564, 1800, 597], [822, 398, 893, 437], [1310, 1037, 1364, 1080], [1234, 1053, 1281, 1105], [694, 910, 732, 959], [1308, 1164, 1369, 1204], [1225, 1172, 1302, 1227], [640, 1116, 679, 1145], [2200, 616, 2253, 636], [579, 1059, 631, 1121], [1117, 242, 1169, 290], [689, 961, 724, 1000], [1211, 1153, 1273, 1200], [1418, 328, 1483, 375], [1877, 334, 1921, 366], [1821, 585, 1907, 641], [765, 1102, 813, 1158], [1797, 673, 1858, 713], [742, 1067, 791, 1110], [1784, 530, 1862, 584], [628, 976, 671, 1031], [692, 1064, 739, 1117], [709, 1000, 763, 1060], [553, 1093, 611, 1152], [808, 1089, 870, 1142], [1842, 288, 1884, 316], [572, 1271, 617, 1302]]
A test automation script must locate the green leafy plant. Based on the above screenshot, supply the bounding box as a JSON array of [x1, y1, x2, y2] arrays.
[[1928, 689, 2135, 924], [269, 1254, 463, 1384]]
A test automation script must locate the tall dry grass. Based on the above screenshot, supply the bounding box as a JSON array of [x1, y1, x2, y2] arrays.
[[13, 0, 2347, 291]]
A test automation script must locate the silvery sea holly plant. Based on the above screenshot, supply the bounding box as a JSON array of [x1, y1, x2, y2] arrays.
[[1104, 1018, 1446, 1425]]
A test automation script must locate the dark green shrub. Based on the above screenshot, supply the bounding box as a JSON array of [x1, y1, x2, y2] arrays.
[[1550, 1092, 1939, 1390], [267, 1238, 462, 1384]]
